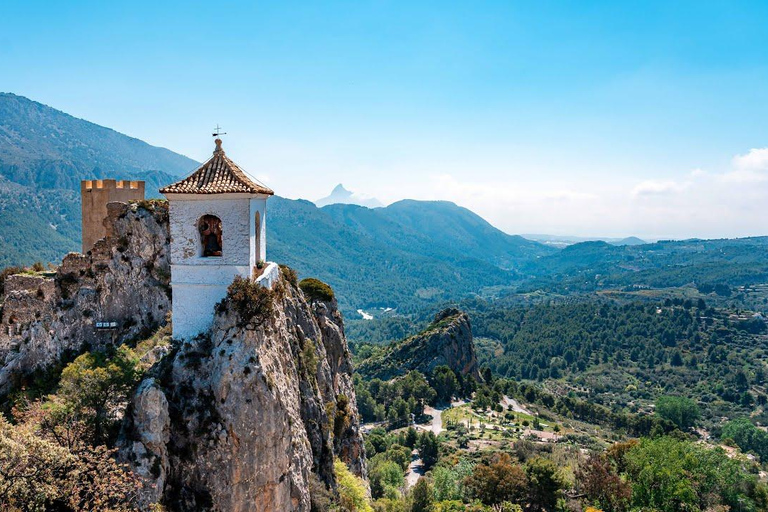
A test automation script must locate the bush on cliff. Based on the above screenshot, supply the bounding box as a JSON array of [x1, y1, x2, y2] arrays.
[[279, 264, 298, 287], [225, 275, 275, 327], [299, 278, 335, 302]]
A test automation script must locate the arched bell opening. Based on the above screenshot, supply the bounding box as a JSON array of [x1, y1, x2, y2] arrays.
[[198, 215, 223, 257]]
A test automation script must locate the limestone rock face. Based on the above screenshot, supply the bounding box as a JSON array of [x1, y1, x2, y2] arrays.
[[120, 273, 366, 512], [357, 307, 482, 381], [0, 201, 170, 395]]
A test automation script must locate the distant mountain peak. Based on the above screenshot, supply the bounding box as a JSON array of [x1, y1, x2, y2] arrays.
[[613, 236, 647, 246], [315, 183, 383, 208]]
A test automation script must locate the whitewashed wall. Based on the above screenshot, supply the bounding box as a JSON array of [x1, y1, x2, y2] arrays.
[[169, 197, 251, 266], [166, 194, 271, 340], [249, 198, 267, 266]]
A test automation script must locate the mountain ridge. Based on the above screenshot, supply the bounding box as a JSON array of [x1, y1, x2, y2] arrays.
[[0, 93, 201, 265], [0, 92, 198, 190]]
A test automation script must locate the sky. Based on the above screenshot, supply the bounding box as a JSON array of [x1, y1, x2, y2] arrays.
[[2, 0, 768, 240]]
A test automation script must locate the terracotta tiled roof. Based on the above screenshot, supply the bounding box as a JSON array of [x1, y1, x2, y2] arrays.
[[160, 140, 274, 195]]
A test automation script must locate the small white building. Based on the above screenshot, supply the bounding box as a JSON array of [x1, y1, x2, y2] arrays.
[[160, 138, 275, 340]]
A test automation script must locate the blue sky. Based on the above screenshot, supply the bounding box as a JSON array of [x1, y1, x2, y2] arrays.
[[2, 1, 768, 239]]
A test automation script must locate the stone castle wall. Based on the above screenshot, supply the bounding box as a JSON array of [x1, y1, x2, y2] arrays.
[[81, 179, 145, 252]]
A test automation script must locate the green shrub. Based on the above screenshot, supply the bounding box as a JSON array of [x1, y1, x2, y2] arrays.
[[655, 395, 700, 430], [334, 460, 373, 512], [224, 276, 275, 327], [299, 278, 335, 302], [279, 265, 298, 287], [334, 394, 351, 440]]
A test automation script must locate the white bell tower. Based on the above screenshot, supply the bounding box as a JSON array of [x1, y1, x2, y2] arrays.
[[160, 138, 274, 340]]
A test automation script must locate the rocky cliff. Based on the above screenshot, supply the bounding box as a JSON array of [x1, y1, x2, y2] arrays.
[[356, 308, 481, 381], [120, 271, 366, 511], [0, 197, 366, 512], [0, 200, 171, 395]]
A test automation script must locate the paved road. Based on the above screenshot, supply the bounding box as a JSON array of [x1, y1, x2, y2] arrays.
[[405, 449, 424, 488], [405, 405, 448, 488], [422, 405, 444, 435]]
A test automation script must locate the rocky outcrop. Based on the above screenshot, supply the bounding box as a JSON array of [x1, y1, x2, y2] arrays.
[[357, 308, 482, 381], [120, 272, 366, 511], [0, 197, 366, 511], [0, 200, 170, 395]]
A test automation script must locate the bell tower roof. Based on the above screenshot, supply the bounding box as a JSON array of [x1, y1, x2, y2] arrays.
[[160, 139, 274, 195]]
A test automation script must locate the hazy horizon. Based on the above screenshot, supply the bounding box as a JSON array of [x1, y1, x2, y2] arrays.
[[3, 1, 768, 240]]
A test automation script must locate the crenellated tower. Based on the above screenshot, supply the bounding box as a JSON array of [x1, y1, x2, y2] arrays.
[[81, 179, 145, 253]]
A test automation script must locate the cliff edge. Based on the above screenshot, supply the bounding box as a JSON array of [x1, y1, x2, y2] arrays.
[[120, 270, 366, 511], [0, 199, 366, 511]]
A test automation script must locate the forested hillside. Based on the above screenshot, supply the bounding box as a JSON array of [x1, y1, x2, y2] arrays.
[[522, 237, 768, 293], [324, 199, 553, 269], [350, 299, 768, 512], [0, 93, 198, 265], [268, 197, 528, 315], [0, 93, 196, 190], [0, 179, 80, 267], [469, 298, 768, 427]]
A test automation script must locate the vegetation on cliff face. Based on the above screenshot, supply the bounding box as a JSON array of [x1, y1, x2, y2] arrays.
[[0, 326, 170, 510], [299, 277, 336, 302], [119, 271, 366, 511], [0, 200, 172, 397], [222, 275, 275, 327]]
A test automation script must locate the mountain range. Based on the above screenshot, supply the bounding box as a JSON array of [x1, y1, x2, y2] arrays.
[[268, 196, 551, 314], [522, 233, 648, 248], [0, 93, 198, 266], [3, 93, 768, 317], [0, 93, 554, 313], [0, 93, 197, 191]]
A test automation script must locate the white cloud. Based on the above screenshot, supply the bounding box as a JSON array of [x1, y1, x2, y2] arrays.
[[689, 168, 707, 178], [396, 147, 768, 239], [733, 147, 768, 171], [280, 145, 768, 240], [722, 148, 768, 183], [631, 180, 689, 197]]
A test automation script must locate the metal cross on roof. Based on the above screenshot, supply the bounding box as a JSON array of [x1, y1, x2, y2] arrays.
[[212, 124, 227, 137]]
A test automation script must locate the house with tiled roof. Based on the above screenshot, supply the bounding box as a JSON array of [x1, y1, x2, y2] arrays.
[[161, 138, 277, 340]]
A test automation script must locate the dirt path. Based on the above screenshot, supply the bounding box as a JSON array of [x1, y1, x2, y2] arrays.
[[503, 395, 532, 415]]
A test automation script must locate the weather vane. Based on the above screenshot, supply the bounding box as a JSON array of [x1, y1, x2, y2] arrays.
[[212, 124, 227, 137]]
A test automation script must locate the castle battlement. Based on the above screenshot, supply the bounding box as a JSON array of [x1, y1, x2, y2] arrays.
[[81, 179, 144, 191]]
